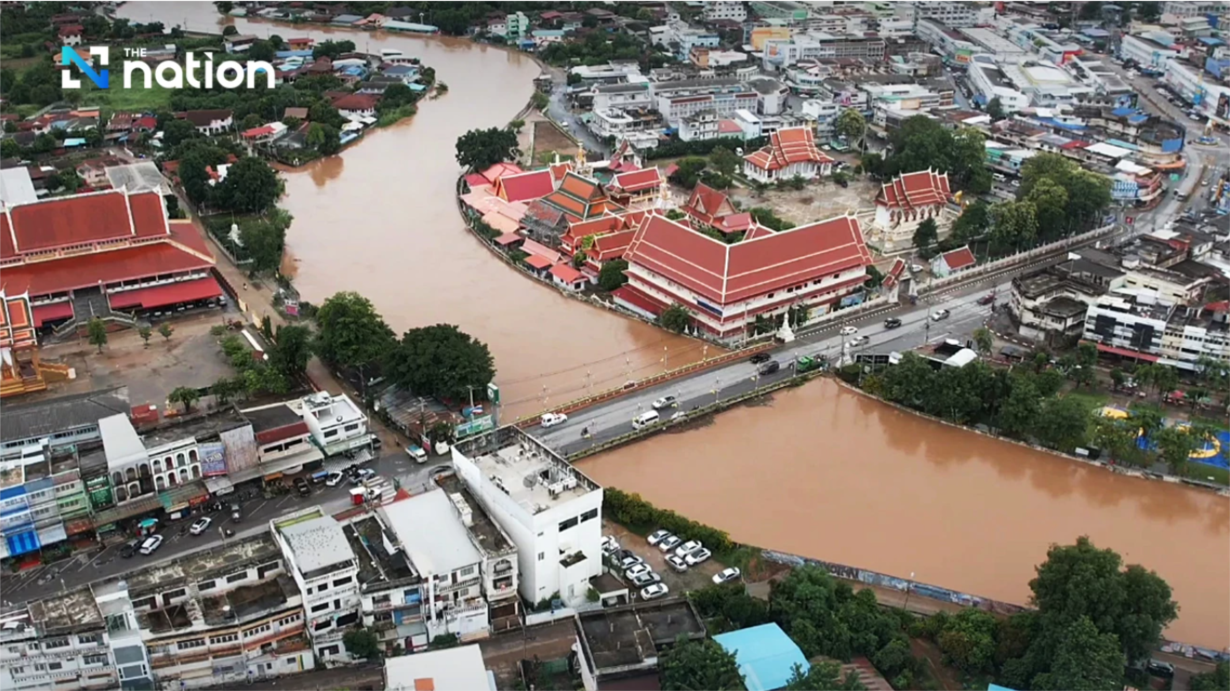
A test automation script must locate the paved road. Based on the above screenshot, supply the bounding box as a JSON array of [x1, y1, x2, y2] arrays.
[[546, 76, 608, 157], [1, 455, 447, 607]]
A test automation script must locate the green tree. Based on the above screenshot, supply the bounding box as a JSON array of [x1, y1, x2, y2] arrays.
[[0, 138, 20, 158], [315, 291, 396, 369], [1151, 364, 1179, 400], [317, 124, 341, 155], [1093, 417, 1142, 466], [1030, 616, 1124, 691], [660, 638, 744, 691], [987, 96, 1006, 120], [342, 627, 380, 659], [241, 113, 263, 131], [670, 156, 709, 189], [598, 259, 629, 291], [936, 609, 999, 675], [989, 200, 1038, 254], [87, 318, 108, 353], [1031, 395, 1090, 451], [1154, 425, 1197, 474], [1109, 367, 1126, 391], [1128, 406, 1164, 441], [312, 39, 356, 60], [834, 108, 866, 148], [269, 325, 312, 379], [217, 157, 284, 214], [709, 146, 741, 177], [864, 265, 883, 289], [972, 327, 993, 356], [211, 376, 244, 405], [913, 218, 939, 258], [1189, 661, 1230, 691], [784, 661, 865, 690], [138, 325, 152, 349], [884, 117, 988, 193], [1026, 178, 1071, 241], [385, 324, 496, 401], [308, 100, 345, 129], [168, 386, 201, 414], [222, 25, 238, 36], [306, 123, 326, 148], [658, 304, 691, 333], [158, 322, 174, 342], [246, 39, 276, 63], [454, 127, 520, 171], [997, 374, 1041, 438]]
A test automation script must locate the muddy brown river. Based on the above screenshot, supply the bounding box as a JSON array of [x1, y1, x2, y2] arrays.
[[124, 3, 1230, 648]]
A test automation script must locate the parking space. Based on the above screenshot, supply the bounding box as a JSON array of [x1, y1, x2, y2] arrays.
[[601, 520, 724, 601]]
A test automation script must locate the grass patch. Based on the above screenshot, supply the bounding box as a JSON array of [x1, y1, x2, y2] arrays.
[[74, 81, 175, 112], [1183, 462, 1229, 486]]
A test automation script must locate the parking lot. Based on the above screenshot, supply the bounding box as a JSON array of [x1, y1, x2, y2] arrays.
[[601, 520, 726, 601]]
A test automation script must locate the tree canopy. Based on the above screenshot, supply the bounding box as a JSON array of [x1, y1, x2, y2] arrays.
[[659, 638, 744, 691], [314, 292, 396, 370], [598, 259, 629, 291], [217, 157, 284, 214], [883, 116, 990, 193], [385, 324, 496, 401], [455, 127, 520, 171]]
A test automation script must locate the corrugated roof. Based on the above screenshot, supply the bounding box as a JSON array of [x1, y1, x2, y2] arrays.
[[713, 624, 809, 691], [380, 489, 482, 575]]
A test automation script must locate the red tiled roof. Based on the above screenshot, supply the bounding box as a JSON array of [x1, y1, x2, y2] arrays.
[[882, 258, 907, 289], [331, 93, 379, 111], [495, 169, 555, 203], [549, 160, 574, 181], [611, 284, 665, 316], [713, 212, 753, 235], [480, 162, 523, 185], [877, 169, 951, 210], [58, 24, 83, 36], [1, 190, 169, 259], [109, 276, 223, 310], [561, 209, 648, 251], [1, 242, 213, 297], [717, 119, 743, 135], [32, 301, 74, 327], [494, 233, 522, 246], [938, 246, 976, 271], [610, 168, 662, 194], [625, 212, 871, 305], [524, 254, 553, 270], [683, 182, 736, 225], [549, 263, 585, 284], [744, 127, 832, 172], [181, 109, 232, 127], [742, 223, 774, 240], [464, 173, 489, 189], [242, 125, 276, 138], [539, 172, 620, 222], [589, 229, 636, 261]]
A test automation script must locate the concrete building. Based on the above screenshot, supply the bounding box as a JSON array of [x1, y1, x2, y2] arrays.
[[912, 1, 993, 28], [1010, 259, 1123, 342], [1119, 33, 1180, 69], [450, 427, 604, 607], [1163, 60, 1230, 121], [592, 82, 653, 112], [869, 169, 956, 253], [295, 392, 371, 458], [915, 19, 977, 65], [0, 588, 119, 691], [383, 644, 494, 691], [959, 27, 1028, 61], [573, 599, 707, 689], [762, 32, 886, 70], [968, 55, 1030, 111], [703, 1, 747, 22], [271, 509, 361, 661]]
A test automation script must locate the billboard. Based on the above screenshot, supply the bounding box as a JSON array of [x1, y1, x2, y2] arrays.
[[220, 426, 259, 475], [199, 442, 227, 477]]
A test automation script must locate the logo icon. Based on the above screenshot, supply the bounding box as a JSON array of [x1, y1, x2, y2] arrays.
[[61, 46, 110, 89]]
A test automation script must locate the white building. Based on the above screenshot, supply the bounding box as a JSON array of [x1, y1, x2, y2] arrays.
[[1164, 60, 1230, 121], [762, 32, 886, 70], [959, 27, 1027, 61], [383, 645, 495, 691], [1161, 1, 1222, 19], [591, 82, 653, 112], [703, 1, 747, 22], [1119, 33, 1179, 69], [968, 55, 1029, 112], [295, 392, 371, 457], [912, 0, 993, 28], [0, 588, 120, 691], [869, 169, 956, 253], [271, 509, 361, 661], [450, 427, 604, 608], [915, 19, 977, 64], [680, 110, 721, 141], [742, 127, 833, 183]]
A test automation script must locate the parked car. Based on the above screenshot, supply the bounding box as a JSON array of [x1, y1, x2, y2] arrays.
[[619, 555, 645, 570], [190, 517, 212, 536], [666, 554, 689, 572], [631, 571, 661, 587], [712, 567, 742, 584], [601, 536, 619, 555], [325, 471, 344, 487], [139, 535, 164, 556], [884, 317, 902, 329], [349, 468, 375, 485], [749, 352, 771, 364], [294, 477, 311, 497], [757, 361, 780, 376], [685, 548, 712, 566], [625, 563, 652, 580], [675, 540, 703, 558], [910, 264, 924, 274], [931, 309, 950, 321], [840, 325, 858, 336], [652, 395, 677, 410], [647, 529, 671, 546], [658, 535, 682, 552], [540, 412, 568, 428], [640, 583, 670, 600], [120, 539, 141, 558], [1146, 661, 1175, 677]]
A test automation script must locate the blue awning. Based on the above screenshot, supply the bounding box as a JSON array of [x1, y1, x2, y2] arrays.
[[6, 530, 40, 557]]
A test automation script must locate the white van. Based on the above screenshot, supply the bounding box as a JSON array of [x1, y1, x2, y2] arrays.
[[632, 411, 660, 430]]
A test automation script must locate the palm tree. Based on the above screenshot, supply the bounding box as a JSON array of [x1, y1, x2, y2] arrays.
[[972, 327, 993, 356]]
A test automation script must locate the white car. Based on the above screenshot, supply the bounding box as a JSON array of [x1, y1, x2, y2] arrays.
[[839, 325, 858, 336], [325, 471, 344, 487], [652, 395, 677, 410], [619, 555, 644, 570], [931, 309, 950, 321], [540, 412, 568, 428], [910, 263, 924, 274], [640, 583, 670, 600], [647, 529, 671, 546], [685, 548, 712, 566], [625, 563, 652, 580], [712, 567, 741, 584], [658, 535, 682, 552], [666, 554, 689, 572], [631, 571, 661, 587], [139, 535, 164, 555], [675, 540, 703, 558], [189, 517, 211, 536], [601, 536, 619, 555]]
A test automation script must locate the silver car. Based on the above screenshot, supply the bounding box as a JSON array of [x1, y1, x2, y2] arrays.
[[675, 540, 703, 558], [631, 571, 661, 587], [658, 535, 682, 552]]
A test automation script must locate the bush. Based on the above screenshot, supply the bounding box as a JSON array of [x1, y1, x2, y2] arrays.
[[604, 488, 733, 553], [644, 135, 766, 160]]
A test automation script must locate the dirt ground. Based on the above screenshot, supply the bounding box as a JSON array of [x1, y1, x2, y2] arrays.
[[728, 176, 880, 228], [603, 519, 726, 596], [532, 119, 577, 165], [35, 309, 240, 410]]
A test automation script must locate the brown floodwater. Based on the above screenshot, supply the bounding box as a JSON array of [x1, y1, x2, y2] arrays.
[[579, 380, 1230, 648], [119, 2, 712, 419], [124, 3, 1230, 649]]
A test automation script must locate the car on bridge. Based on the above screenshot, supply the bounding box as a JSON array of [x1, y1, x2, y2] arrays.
[[840, 325, 858, 336], [757, 360, 780, 375], [884, 317, 902, 329], [540, 412, 568, 428], [931, 309, 950, 321], [749, 352, 771, 364], [652, 395, 677, 410]]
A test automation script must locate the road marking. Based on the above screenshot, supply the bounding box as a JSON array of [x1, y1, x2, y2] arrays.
[[252, 499, 269, 515]]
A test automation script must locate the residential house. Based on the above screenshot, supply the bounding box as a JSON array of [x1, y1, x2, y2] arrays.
[[331, 94, 380, 120], [223, 35, 258, 53], [181, 109, 234, 136], [58, 24, 84, 46], [550, 263, 589, 292], [295, 392, 371, 458], [271, 509, 362, 661], [75, 157, 124, 188]]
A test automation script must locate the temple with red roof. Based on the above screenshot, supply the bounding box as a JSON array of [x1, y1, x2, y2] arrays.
[[742, 127, 833, 184], [521, 172, 622, 245], [0, 291, 47, 397], [870, 169, 956, 252], [606, 168, 664, 207], [931, 246, 977, 277], [619, 211, 871, 341], [493, 169, 556, 203]]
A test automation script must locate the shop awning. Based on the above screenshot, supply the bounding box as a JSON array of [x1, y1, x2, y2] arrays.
[[5, 530, 40, 557], [32, 301, 74, 327], [204, 476, 235, 496], [109, 276, 224, 310], [1095, 343, 1159, 362]]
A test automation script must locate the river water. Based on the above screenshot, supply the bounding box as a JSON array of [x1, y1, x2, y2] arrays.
[[119, 2, 712, 419], [122, 3, 1230, 649]]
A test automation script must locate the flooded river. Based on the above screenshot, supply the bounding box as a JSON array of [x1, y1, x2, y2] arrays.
[[124, 3, 1230, 649], [119, 2, 711, 419]]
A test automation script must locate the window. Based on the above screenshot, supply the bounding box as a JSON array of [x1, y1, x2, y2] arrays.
[[162, 588, 186, 602], [335, 612, 358, 628], [210, 634, 239, 644], [344, 423, 360, 432], [537, 552, 545, 561], [286, 658, 296, 666], [313, 620, 331, 632], [317, 582, 329, 592], [558, 516, 578, 532], [244, 624, 271, 638], [198, 580, 216, 591], [580, 508, 598, 523], [47, 662, 63, 671], [83, 655, 107, 666], [333, 576, 352, 587], [177, 638, 206, 650], [78, 634, 101, 646], [45, 638, 69, 649], [323, 429, 338, 439], [226, 571, 248, 584], [459, 565, 476, 578], [320, 645, 339, 657], [310, 602, 329, 613]]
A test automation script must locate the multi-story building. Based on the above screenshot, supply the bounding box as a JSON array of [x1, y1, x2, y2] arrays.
[[1, 387, 131, 460], [911, 0, 992, 28], [450, 426, 604, 607], [915, 19, 977, 65], [654, 78, 759, 124], [680, 110, 722, 141], [959, 27, 1028, 61], [123, 535, 311, 688], [591, 82, 654, 112], [295, 392, 371, 458], [271, 509, 361, 662], [1163, 60, 1230, 121], [703, 1, 747, 22], [968, 55, 1031, 111], [0, 588, 118, 691], [1010, 259, 1123, 342], [762, 32, 886, 70], [619, 210, 871, 341], [1119, 33, 1180, 70], [1161, 1, 1222, 19]]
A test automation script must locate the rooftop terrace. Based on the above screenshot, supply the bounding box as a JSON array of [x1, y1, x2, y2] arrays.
[[28, 587, 102, 633], [199, 574, 299, 626], [140, 408, 250, 451], [578, 599, 706, 673], [456, 427, 600, 516], [125, 534, 281, 597], [436, 473, 516, 556], [347, 516, 419, 590]]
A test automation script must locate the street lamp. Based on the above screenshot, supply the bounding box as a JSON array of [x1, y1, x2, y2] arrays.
[[903, 571, 916, 612]]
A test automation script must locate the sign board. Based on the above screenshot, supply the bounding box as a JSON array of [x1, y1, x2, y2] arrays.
[[284, 300, 299, 317], [200, 442, 226, 477], [455, 414, 495, 439], [487, 382, 500, 405]]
